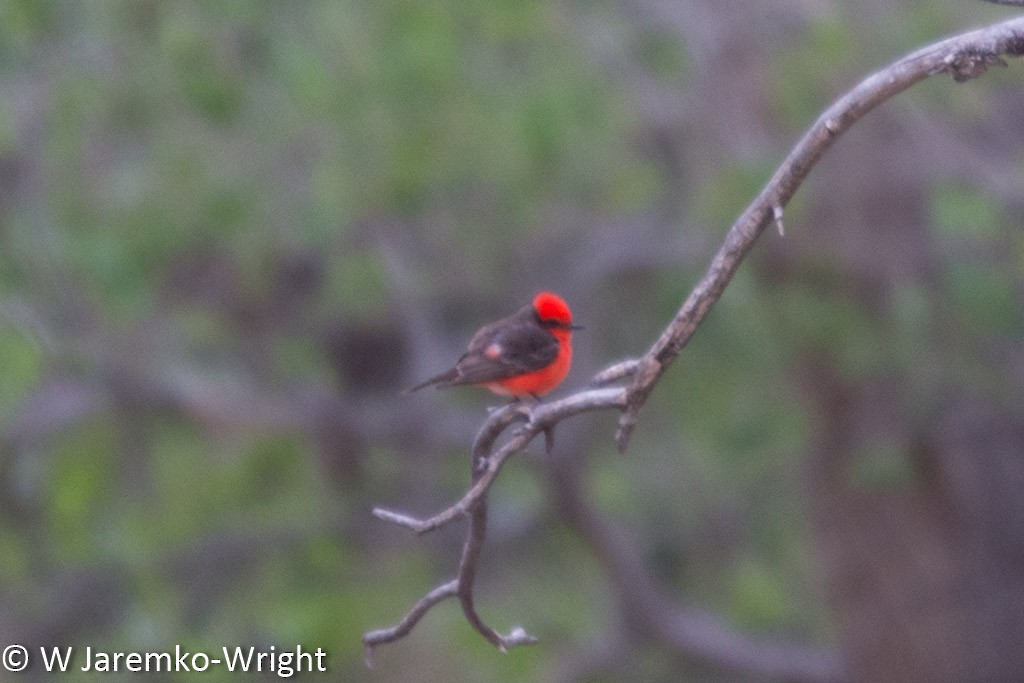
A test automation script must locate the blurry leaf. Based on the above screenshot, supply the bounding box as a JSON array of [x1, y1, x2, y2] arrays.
[[631, 28, 689, 84], [0, 0, 57, 56], [0, 526, 30, 579], [945, 261, 1022, 336], [325, 250, 388, 320], [161, 14, 244, 124], [270, 334, 325, 381], [929, 183, 1000, 239], [777, 279, 883, 380], [769, 14, 853, 128], [728, 558, 791, 632], [48, 421, 115, 558], [696, 162, 775, 226], [847, 438, 916, 490], [0, 324, 43, 421]]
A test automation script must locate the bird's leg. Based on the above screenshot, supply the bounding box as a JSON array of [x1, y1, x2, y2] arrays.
[[516, 395, 556, 454], [542, 423, 556, 454], [486, 396, 526, 415]]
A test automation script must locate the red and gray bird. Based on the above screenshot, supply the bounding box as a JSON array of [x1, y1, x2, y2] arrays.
[[404, 292, 580, 399]]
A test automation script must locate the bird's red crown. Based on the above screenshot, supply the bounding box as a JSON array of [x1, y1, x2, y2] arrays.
[[532, 291, 572, 325]]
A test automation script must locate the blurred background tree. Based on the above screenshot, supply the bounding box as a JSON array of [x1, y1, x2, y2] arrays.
[[0, 1, 1021, 681]]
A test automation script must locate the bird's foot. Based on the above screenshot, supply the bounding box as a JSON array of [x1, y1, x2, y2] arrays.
[[517, 398, 555, 454]]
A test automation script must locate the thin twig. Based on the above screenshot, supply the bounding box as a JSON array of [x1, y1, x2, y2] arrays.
[[371, 388, 626, 534], [588, 358, 642, 387], [362, 580, 459, 668], [364, 401, 585, 661], [456, 432, 538, 650]]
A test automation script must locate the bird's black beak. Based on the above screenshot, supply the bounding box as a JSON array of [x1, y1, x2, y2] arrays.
[[544, 320, 583, 330]]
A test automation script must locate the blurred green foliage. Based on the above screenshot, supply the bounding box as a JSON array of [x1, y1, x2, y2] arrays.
[[0, 1, 1020, 681]]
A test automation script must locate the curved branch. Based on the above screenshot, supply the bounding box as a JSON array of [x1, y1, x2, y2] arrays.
[[362, 580, 458, 668], [364, 15, 1024, 673], [615, 16, 1024, 451], [363, 400, 568, 662], [371, 387, 626, 534]]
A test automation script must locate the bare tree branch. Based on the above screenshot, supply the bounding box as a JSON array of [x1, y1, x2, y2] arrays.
[[371, 388, 626, 534], [614, 16, 1024, 451], [365, 15, 1024, 675], [362, 580, 459, 667], [364, 400, 580, 663]]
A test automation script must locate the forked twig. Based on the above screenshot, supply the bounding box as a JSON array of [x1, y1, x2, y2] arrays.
[[364, 388, 626, 662]]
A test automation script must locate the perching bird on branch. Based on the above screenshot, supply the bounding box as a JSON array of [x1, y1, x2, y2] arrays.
[[405, 292, 580, 399]]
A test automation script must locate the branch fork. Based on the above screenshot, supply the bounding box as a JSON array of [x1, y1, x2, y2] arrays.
[[363, 381, 630, 664]]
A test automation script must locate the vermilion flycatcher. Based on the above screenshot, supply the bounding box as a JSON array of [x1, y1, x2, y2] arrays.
[[405, 292, 580, 399]]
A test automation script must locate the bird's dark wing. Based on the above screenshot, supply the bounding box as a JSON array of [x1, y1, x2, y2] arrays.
[[443, 306, 558, 386]]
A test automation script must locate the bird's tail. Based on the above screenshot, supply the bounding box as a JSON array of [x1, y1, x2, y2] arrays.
[[401, 368, 459, 395]]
